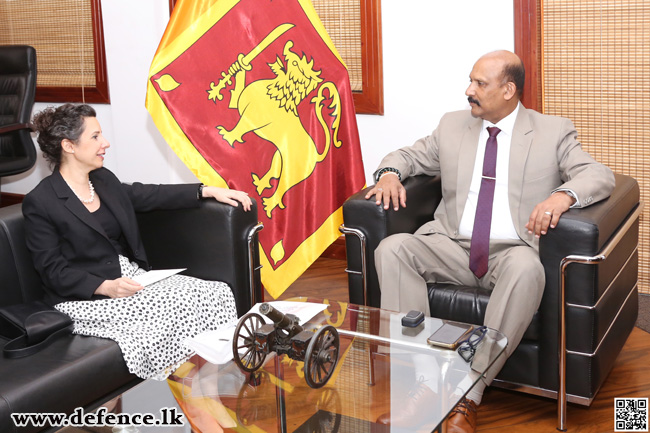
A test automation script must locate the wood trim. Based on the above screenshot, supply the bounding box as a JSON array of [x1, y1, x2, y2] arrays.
[[34, 0, 110, 104], [36, 86, 109, 104], [90, 0, 110, 102], [353, 0, 384, 115], [169, 0, 383, 115], [513, 0, 541, 112]]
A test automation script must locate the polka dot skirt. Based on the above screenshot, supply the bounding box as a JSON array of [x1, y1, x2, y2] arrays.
[[55, 256, 237, 380]]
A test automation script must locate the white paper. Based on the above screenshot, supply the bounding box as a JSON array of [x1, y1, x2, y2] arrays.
[[186, 323, 238, 365], [185, 301, 328, 365], [132, 268, 186, 286]]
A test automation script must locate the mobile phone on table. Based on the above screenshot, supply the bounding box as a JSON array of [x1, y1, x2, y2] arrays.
[[426, 321, 474, 350]]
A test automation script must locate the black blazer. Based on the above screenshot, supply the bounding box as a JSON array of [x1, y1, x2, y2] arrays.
[[22, 168, 200, 304]]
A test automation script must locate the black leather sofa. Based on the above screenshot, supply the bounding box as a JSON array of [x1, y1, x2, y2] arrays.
[[341, 173, 641, 430], [0, 199, 262, 432]]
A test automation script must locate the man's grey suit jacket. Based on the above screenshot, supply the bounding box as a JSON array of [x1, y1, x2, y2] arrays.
[[378, 103, 616, 251]]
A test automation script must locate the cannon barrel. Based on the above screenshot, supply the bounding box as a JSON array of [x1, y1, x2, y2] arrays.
[[259, 303, 304, 333]]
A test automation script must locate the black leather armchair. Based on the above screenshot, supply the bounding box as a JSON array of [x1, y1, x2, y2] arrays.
[[0, 199, 262, 432], [0, 46, 37, 197], [341, 173, 641, 430], [136, 200, 263, 317]]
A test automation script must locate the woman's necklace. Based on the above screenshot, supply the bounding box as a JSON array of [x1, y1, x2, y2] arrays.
[[67, 179, 95, 204]]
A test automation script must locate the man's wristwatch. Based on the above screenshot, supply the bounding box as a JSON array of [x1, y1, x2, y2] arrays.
[[375, 167, 401, 183], [197, 184, 204, 200]]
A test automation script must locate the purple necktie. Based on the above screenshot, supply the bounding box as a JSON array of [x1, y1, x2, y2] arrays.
[[469, 126, 501, 278]]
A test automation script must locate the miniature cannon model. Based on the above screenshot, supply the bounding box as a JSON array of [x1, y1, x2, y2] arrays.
[[232, 303, 340, 388]]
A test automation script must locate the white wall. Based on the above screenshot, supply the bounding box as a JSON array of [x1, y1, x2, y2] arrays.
[[360, 1, 514, 179], [1, 0, 514, 193]]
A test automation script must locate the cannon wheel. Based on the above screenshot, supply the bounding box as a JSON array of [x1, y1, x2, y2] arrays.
[[235, 371, 270, 426], [304, 325, 339, 388], [314, 388, 342, 433], [232, 312, 266, 372]]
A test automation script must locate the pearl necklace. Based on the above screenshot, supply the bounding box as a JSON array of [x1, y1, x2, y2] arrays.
[[68, 180, 95, 204]]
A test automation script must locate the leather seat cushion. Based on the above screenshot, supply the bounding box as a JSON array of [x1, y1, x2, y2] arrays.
[[427, 283, 540, 341], [0, 334, 140, 433]]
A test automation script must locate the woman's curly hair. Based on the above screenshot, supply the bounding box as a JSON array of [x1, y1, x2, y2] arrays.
[[31, 103, 96, 169]]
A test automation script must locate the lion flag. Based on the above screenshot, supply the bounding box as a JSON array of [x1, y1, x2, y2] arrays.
[[146, 0, 365, 298]]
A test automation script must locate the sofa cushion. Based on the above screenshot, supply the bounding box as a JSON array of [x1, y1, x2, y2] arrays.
[[0, 333, 140, 433], [427, 283, 540, 341]]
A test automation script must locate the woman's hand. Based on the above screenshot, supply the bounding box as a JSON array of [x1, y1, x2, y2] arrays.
[[202, 186, 252, 211], [95, 277, 144, 298]]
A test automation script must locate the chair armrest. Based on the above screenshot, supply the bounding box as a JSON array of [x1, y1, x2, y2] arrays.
[[539, 173, 640, 304], [342, 175, 442, 306], [0, 123, 31, 135], [535, 173, 641, 391], [0, 124, 37, 177], [136, 199, 262, 317], [541, 173, 640, 257]]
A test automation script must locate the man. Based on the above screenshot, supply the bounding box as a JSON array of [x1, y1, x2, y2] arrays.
[[366, 50, 615, 433]]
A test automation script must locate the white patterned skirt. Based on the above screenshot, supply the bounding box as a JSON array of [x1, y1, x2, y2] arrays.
[[55, 256, 237, 380]]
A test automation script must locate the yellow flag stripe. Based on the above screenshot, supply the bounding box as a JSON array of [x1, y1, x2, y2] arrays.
[[262, 207, 343, 299]]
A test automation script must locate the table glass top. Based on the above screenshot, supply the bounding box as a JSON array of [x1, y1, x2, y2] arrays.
[[168, 298, 506, 433]]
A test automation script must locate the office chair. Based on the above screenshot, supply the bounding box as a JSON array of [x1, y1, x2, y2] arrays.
[[0, 45, 37, 200]]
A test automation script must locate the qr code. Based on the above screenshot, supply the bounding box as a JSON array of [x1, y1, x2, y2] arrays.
[[615, 398, 648, 432]]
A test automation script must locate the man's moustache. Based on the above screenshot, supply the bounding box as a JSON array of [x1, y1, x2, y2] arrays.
[[468, 97, 480, 106]]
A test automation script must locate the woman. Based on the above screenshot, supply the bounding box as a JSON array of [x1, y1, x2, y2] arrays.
[[23, 103, 252, 380]]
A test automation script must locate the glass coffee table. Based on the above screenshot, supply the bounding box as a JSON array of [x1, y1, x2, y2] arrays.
[[167, 298, 506, 433]]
